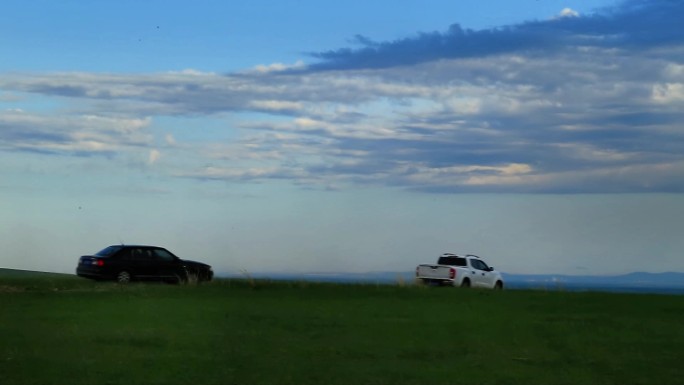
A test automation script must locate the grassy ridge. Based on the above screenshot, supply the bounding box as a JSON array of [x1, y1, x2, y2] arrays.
[[1, 270, 683, 385]]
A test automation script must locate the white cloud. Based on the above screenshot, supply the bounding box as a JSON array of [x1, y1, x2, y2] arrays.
[[181, 165, 309, 181], [250, 60, 306, 73], [557, 8, 580, 18], [148, 149, 161, 165], [663, 64, 684, 80], [165, 134, 176, 146], [249, 100, 304, 112], [652, 83, 684, 103], [554, 143, 634, 162], [0, 109, 153, 155], [168, 69, 217, 76], [404, 163, 533, 186]]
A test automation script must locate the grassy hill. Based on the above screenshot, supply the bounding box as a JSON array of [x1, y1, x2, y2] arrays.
[[0, 268, 70, 278], [1, 269, 683, 385]]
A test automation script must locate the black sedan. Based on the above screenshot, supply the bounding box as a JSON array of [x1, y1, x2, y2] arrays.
[[76, 245, 213, 283]]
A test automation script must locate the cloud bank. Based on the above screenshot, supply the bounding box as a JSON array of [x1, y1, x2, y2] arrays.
[[310, 0, 684, 70], [1, 0, 683, 193]]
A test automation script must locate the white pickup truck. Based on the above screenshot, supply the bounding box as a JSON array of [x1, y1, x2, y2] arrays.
[[416, 253, 503, 289]]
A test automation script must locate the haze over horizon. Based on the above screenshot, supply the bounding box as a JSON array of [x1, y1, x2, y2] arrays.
[[1, 0, 683, 276]]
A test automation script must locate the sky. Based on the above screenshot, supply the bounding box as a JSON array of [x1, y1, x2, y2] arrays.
[[1, 0, 683, 276]]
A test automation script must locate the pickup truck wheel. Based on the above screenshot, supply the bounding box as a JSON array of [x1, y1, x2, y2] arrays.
[[494, 281, 503, 290], [460, 278, 471, 288]]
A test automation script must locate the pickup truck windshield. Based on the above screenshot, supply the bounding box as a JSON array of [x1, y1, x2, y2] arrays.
[[437, 256, 467, 266]]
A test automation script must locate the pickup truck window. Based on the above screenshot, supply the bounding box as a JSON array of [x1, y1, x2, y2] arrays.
[[437, 256, 467, 266], [472, 259, 490, 271]]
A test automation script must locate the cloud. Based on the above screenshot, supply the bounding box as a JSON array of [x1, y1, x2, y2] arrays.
[[0, 109, 152, 155], [248, 100, 304, 113], [1, 0, 683, 193], [249, 61, 306, 73], [308, 0, 684, 71], [148, 149, 161, 165], [557, 8, 580, 19], [652, 83, 684, 103], [165, 134, 176, 146], [0, 92, 23, 102]]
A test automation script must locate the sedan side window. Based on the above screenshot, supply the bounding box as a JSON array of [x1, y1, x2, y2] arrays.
[[120, 248, 134, 261], [153, 249, 176, 261], [128, 248, 152, 261]]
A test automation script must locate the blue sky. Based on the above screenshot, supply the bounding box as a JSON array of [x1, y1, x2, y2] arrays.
[[1, 0, 683, 276]]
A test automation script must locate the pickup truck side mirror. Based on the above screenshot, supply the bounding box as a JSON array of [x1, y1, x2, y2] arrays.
[[488, 267, 494, 271]]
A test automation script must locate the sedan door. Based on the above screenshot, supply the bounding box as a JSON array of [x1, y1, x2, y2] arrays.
[[129, 247, 156, 279], [149, 247, 183, 280]]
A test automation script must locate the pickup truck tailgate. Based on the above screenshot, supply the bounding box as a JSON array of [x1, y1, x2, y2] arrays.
[[416, 264, 455, 280]]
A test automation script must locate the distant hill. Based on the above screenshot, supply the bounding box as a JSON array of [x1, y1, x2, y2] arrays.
[[216, 270, 684, 294], [220, 270, 684, 284], [501, 271, 684, 287]]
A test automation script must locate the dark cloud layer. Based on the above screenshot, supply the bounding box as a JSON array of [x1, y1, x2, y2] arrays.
[[310, 0, 684, 70]]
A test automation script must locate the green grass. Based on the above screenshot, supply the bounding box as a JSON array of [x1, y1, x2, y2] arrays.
[[1, 269, 683, 385]]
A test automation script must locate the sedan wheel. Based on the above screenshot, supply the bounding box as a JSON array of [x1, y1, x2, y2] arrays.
[[174, 273, 187, 285], [116, 271, 132, 284]]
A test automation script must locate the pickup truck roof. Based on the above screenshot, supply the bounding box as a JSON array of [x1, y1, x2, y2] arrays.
[[439, 253, 480, 258]]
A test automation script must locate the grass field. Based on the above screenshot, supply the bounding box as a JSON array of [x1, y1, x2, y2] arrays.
[[1, 269, 683, 385]]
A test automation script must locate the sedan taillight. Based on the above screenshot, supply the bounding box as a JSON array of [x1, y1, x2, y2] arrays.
[[93, 259, 104, 266]]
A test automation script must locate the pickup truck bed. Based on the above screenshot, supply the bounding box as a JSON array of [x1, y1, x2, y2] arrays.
[[416, 253, 503, 289]]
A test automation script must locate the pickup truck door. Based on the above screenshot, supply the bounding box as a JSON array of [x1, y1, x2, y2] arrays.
[[470, 259, 496, 288]]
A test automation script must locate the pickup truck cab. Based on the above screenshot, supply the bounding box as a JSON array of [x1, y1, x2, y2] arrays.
[[416, 253, 503, 289]]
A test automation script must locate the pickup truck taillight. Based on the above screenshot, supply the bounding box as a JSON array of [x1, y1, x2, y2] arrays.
[[449, 268, 456, 279], [415, 266, 419, 277]]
